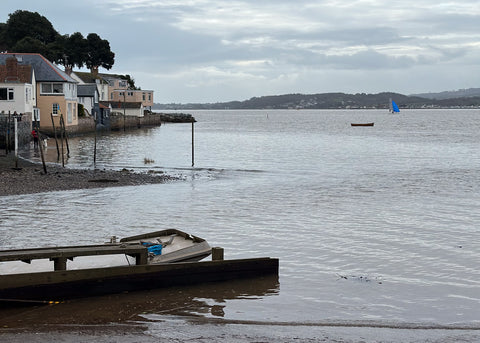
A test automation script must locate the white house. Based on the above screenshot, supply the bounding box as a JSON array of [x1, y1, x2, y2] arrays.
[[0, 56, 36, 115]]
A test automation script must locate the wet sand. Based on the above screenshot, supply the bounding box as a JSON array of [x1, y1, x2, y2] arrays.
[[0, 154, 178, 197]]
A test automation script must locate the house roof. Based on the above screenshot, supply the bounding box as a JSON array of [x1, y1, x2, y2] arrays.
[[74, 71, 108, 84], [77, 84, 97, 97], [0, 53, 77, 83]]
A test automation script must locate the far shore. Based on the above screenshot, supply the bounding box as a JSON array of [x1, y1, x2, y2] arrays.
[[0, 154, 178, 197]]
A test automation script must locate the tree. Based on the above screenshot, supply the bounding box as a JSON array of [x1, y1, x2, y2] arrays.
[[64, 32, 88, 69], [1, 10, 116, 73], [45, 35, 68, 64], [0, 23, 7, 52], [11, 36, 47, 55], [4, 10, 58, 49], [86, 33, 115, 73]]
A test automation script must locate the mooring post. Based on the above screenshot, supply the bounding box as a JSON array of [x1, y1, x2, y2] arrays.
[[211, 247, 224, 261], [191, 120, 195, 167], [36, 117, 47, 174], [50, 113, 60, 158], [14, 114, 18, 168]]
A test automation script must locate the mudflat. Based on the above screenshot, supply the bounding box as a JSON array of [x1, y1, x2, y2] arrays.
[[0, 155, 177, 196]]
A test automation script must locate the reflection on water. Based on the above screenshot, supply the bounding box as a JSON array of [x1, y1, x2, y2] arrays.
[[0, 275, 279, 327]]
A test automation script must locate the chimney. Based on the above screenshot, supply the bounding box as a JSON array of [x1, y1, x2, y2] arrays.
[[5, 57, 19, 82], [65, 66, 72, 75]]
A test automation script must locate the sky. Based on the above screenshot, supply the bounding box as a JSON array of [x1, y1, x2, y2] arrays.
[[1, 0, 479, 103]]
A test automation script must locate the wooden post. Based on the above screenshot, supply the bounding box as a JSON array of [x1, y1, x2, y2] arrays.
[[123, 92, 126, 132], [93, 116, 97, 165], [191, 120, 195, 167], [50, 113, 60, 158], [6, 111, 10, 154], [60, 113, 70, 157], [135, 250, 148, 265], [14, 115, 18, 168], [60, 116, 64, 167], [35, 116, 47, 174], [52, 257, 67, 271], [211, 247, 224, 261]]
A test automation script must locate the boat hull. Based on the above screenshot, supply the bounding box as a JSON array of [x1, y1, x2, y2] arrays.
[[351, 123, 374, 126]]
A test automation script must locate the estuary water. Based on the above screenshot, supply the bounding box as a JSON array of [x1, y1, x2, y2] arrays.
[[1, 109, 480, 340]]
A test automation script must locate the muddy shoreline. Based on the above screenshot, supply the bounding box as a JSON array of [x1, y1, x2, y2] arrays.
[[0, 155, 178, 197]]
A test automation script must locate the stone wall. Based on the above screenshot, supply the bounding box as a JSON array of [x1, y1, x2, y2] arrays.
[[0, 112, 193, 148], [109, 113, 164, 131]]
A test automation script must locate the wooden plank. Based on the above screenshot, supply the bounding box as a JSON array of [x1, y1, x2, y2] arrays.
[[0, 258, 279, 301]]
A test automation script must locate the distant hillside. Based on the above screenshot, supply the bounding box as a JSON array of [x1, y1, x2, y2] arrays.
[[410, 88, 480, 100], [154, 91, 480, 110]]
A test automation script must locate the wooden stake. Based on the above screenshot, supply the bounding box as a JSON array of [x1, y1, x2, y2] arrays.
[[35, 116, 47, 174], [93, 116, 97, 165], [50, 113, 60, 158], [60, 113, 70, 157], [191, 120, 195, 167]]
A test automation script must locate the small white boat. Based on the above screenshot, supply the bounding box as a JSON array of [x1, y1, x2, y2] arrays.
[[119, 228, 212, 264]]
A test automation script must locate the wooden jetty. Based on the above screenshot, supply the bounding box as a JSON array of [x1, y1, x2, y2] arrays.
[[0, 244, 278, 302]]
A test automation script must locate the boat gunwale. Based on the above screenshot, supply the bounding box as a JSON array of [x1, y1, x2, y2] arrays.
[[120, 228, 206, 243]]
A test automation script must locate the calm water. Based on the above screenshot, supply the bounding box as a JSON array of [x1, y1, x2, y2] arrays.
[[1, 109, 480, 331]]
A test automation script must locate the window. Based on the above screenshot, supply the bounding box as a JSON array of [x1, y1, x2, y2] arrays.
[[0, 87, 14, 101], [41, 83, 63, 94], [142, 93, 146, 101], [52, 103, 59, 116], [127, 92, 133, 96], [148, 93, 151, 101], [67, 103, 72, 123]]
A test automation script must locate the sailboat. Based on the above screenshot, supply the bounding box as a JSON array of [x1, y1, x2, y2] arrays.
[[389, 98, 400, 113]]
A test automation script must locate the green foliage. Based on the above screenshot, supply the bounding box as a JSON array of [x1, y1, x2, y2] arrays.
[[86, 33, 115, 71], [78, 103, 85, 117], [1, 10, 115, 72], [12, 36, 47, 55], [4, 10, 58, 47], [64, 32, 88, 68], [0, 23, 7, 51]]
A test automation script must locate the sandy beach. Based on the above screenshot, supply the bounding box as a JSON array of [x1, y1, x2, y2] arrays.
[[0, 154, 177, 197]]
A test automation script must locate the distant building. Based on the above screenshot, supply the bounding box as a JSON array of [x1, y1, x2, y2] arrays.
[[73, 71, 154, 117]]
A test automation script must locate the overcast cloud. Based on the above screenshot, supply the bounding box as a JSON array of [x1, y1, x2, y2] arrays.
[[1, 0, 479, 103]]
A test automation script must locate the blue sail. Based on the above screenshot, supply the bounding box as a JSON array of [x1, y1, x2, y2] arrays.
[[392, 100, 400, 113]]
